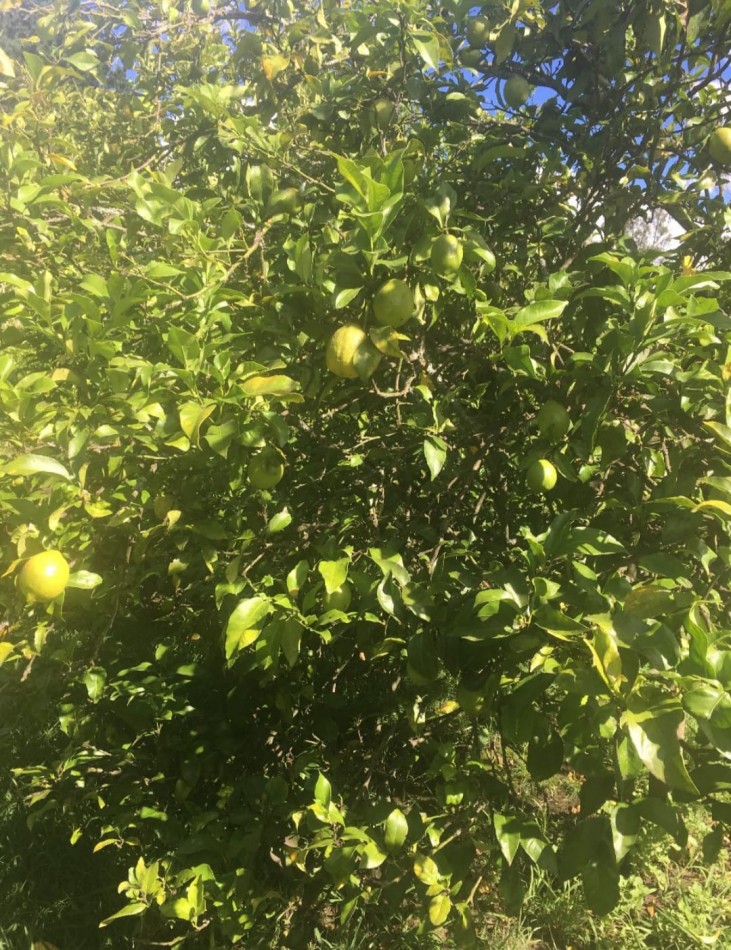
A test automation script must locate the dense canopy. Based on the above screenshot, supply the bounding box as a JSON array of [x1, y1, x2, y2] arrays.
[[1, 0, 730, 946]]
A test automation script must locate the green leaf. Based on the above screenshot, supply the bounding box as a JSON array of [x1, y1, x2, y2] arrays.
[[623, 703, 698, 795], [179, 402, 215, 446], [67, 50, 100, 72], [286, 560, 309, 596], [314, 773, 332, 809], [610, 803, 640, 861], [368, 547, 410, 585], [413, 853, 440, 885], [493, 812, 521, 865], [411, 30, 442, 72], [423, 436, 447, 480], [82, 668, 106, 703], [428, 893, 452, 926], [361, 840, 388, 869], [280, 618, 303, 667], [384, 808, 408, 853], [241, 375, 299, 396], [513, 299, 567, 329], [0, 454, 71, 480], [704, 421, 731, 452], [318, 557, 349, 594], [99, 902, 148, 927], [66, 571, 103, 590], [266, 509, 292, 534], [582, 858, 619, 915], [224, 596, 271, 661], [533, 605, 587, 640]]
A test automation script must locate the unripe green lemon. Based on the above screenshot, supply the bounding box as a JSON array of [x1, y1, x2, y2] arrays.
[[18, 550, 70, 602], [536, 400, 571, 442], [526, 459, 558, 493], [248, 449, 284, 489], [324, 582, 352, 612], [431, 234, 463, 277], [373, 278, 414, 328], [325, 324, 368, 378], [371, 98, 395, 131], [191, 0, 211, 14], [264, 187, 301, 218], [504, 74, 531, 109], [709, 127, 731, 166], [465, 16, 490, 48]]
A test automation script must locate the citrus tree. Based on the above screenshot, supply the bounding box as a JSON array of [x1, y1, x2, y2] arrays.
[[1, 0, 730, 945]]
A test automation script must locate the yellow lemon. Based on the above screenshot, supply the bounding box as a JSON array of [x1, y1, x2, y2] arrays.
[[373, 279, 414, 328], [325, 324, 367, 378], [18, 550, 70, 603]]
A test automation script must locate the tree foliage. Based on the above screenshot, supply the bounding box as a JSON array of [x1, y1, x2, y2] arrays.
[[1, 0, 730, 945]]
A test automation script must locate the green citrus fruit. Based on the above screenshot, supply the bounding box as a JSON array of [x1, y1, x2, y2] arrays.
[[465, 16, 490, 48], [373, 278, 414, 328], [325, 324, 367, 378], [324, 583, 352, 612], [18, 550, 70, 602], [265, 187, 301, 218], [248, 449, 284, 489], [504, 74, 531, 109], [431, 234, 463, 277], [526, 459, 558, 493], [460, 47, 483, 68], [709, 127, 731, 166], [191, 0, 210, 14], [371, 98, 395, 131], [536, 400, 570, 442]]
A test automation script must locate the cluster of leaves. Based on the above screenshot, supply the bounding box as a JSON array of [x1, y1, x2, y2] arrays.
[[1, 0, 730, 945]]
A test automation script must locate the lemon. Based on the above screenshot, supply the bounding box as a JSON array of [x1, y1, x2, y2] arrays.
[[504, 74, 531, 109], [373, 279, 414, 328], [324, 583, 352, 612], [431, 234, 463, 277], [18, 550, 70, 603], [536, 400, 570, 442], [465, 16, 490, 48], [248, 449, 284, 489], [371, 98, 395, 131], [709, 127, 731, 166], [325, 324, 367, 378], [526, 459, 558, 492]]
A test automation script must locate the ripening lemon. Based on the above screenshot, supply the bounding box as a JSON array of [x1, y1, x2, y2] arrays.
[[504, 74, 531, 109], [465, 15, 490, 48], [431, 234, 463, 277], [324, 582, 352, 612], [325, 324, 367, 378], [373, 278, 414, 328], [191, 0, 211, 14], [248, 449, 284, 489], [18, 550, 70, 603], [371, 98, 395, 131], [709, 127, 731, 166], [526, 459, 558, 493], [536, 400, 571, 443]]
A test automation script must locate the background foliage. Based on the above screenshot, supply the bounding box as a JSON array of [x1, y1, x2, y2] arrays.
[[1, 0, 730, 946]]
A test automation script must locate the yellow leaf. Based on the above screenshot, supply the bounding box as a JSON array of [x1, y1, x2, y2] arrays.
[[261, 54, 290, 81]]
